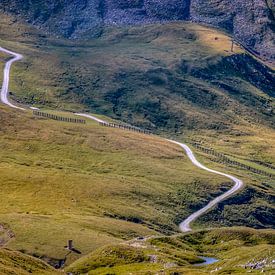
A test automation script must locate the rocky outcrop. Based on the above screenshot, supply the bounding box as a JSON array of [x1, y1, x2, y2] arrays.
[[0, 0, 274, 61], [102, 0, 191, 25], [144, 0, 190, 20], [190, 0, 275, 61], [0, 0, 104, 38]]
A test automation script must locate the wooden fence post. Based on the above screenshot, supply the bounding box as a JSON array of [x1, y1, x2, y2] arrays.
[[68, 240, 73, 250]]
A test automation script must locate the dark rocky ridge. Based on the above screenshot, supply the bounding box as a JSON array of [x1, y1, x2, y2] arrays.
[[0, 0, 274, 61]]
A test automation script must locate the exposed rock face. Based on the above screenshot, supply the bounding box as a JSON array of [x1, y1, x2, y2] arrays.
[[190, 0, 275, 60], [0, 0, 274, 60], [103, 0, 148, 25], [0, 0, 104, 38], [104, 0, 190, 25], [144, 0, 190, 20]]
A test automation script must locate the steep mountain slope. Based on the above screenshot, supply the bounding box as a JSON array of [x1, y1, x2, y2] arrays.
[[1, 13, 273, 134], [0, 0, 274, 61]]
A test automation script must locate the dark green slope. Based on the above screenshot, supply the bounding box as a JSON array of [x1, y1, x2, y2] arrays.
[[2, 19, 274, 134]]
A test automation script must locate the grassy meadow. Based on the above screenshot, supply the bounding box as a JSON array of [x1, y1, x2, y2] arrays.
[[0, 105, 229, 265]]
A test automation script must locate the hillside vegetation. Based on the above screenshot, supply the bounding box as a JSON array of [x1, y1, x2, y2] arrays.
[[0, 105, 274, 271], [0, 12, 274, 135], [0, 105, 230, 266], [0, 248, 60, 275], [67, 227, 275, 274]]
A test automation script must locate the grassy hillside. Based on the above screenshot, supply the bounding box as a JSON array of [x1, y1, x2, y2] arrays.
[[1, 227, 273, 274], [67, 227, 275, 274], [0, 104, 274, 271], [184, 123, 275, 230], [0, 12, 273, 167], [0, 248, 60, 275], [0, 12, 274, 133], [0, 105, 231, 265]]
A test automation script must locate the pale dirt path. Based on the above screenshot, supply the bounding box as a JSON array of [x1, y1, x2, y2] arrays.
[[167, 140, 243, 232], [0, 47, 25, 111]]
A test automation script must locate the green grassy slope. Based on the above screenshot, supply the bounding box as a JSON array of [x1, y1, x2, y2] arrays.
[[67, 227, 275, 274], [185, 124, 275, 229], [0, 248, 60, 275], [0, 12, 274, 133], [1, 12, 274, 167], [0, 105, 229, 266], [0, 105, 274, 272], [0, 13, 273, 175]]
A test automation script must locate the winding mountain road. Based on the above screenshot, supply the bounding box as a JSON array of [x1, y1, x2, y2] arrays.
[[168, 140, 243, 232], [0, 47, 244, 232], [0, 47, 25, 111]]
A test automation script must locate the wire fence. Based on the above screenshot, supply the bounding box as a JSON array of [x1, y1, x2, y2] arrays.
[[99, 121, 151, 135], [33, 111, 86, 124], [191, 142, 274, 179], [34, 110, 272, 177]]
